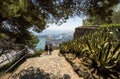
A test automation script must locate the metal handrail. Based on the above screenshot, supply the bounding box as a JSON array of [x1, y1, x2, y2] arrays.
[[0, 59, 8, 65], [0, 48, 28, 76], [0, 48, 27, 66]]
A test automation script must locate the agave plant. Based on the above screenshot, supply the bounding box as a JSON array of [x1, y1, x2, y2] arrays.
[[112, 27, 120, 42], [80, 28, 120, 79]]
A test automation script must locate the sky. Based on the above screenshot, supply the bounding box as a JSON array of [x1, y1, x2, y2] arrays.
[[40, 16, 83, 35], [30, 16, 83, 35]]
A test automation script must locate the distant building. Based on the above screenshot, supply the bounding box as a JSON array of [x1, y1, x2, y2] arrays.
[[35, 32, 74, 50]]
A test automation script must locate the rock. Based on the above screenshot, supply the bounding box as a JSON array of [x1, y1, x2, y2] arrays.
[[73, 64, 80, 71], [27, 48, 35, 56], [63, 74, 71, 79]]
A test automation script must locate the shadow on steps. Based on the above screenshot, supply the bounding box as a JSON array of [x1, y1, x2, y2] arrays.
[[10, 66, 71, 79]]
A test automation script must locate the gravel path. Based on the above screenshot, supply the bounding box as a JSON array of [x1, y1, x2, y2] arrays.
[[9, 50, 82, 79]]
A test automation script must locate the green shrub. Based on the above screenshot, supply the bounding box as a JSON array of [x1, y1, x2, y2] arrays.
[[100, 24, 120, 28], [60, 27, 120, 78]]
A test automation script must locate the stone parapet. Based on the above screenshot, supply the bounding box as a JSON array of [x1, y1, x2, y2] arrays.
[[74, 25, 99, 39]]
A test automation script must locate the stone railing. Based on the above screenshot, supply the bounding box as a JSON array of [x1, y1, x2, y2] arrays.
[[74, 25, 99, 39]]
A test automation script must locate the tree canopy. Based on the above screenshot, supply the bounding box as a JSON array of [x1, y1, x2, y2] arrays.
[[112, 5, 120, 24], [83, 4, 120, 25], [0, 0, 119, 44]]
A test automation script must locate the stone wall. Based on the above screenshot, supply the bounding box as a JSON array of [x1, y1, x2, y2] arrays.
[[74, 25, 99, 39]]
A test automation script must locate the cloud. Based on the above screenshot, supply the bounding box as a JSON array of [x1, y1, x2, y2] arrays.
[[46, 16, 82, 31]]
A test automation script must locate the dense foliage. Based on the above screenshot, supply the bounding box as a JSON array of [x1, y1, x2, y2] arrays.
[[83, 4, 120, 25], [60, 26, 120, 78], [0, 0, 119, 44], [112, 6, 120, 24]]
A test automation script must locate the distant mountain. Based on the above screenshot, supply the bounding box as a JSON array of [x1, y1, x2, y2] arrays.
[[40, 29, 74, 35], [29, 27, 75, 37]]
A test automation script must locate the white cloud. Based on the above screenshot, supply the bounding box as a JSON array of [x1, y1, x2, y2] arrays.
[[45, 16, 82, 31]]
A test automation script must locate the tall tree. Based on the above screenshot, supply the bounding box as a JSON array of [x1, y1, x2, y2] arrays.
[[83, 3, 120, 25], [83, 15, 106, 25], [0, 0, 119, 44], [111, 4, 120, 23]]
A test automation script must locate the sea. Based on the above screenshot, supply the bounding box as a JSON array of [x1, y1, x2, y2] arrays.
[[35, 30, 74, 50], [35, 37, 46, 50]]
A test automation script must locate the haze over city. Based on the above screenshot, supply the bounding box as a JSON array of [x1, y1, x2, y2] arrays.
[[37, 16, 83, 35]]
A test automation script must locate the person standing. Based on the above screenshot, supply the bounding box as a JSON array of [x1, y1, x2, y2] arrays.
[[49, 45, 53, 55], [44, 44, 49, 55]]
